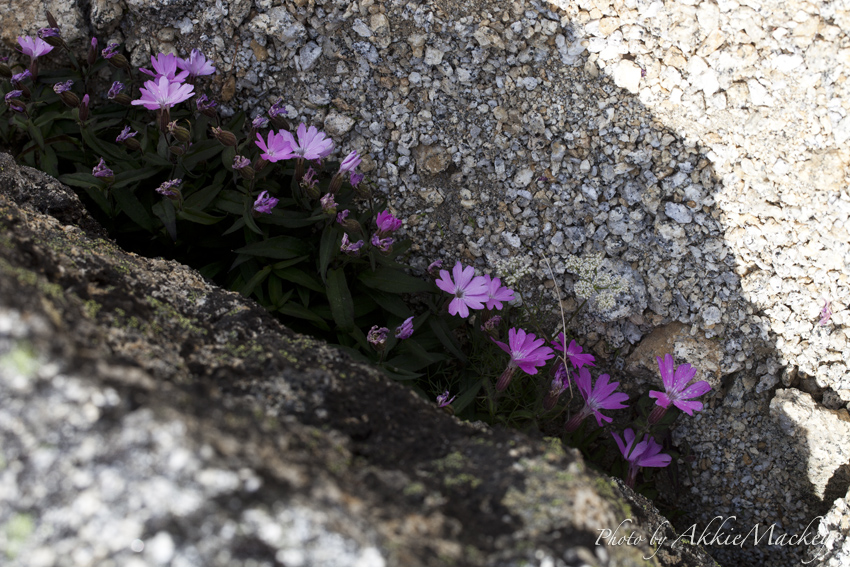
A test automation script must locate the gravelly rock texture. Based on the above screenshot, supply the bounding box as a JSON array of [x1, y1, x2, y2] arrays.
[[3, 0, 850, 564], [0, 152, 717, 567]]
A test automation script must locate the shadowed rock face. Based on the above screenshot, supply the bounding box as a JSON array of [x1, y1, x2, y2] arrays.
[[0, 152, 715, 566]]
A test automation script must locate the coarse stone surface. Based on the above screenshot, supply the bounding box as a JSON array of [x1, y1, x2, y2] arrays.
[[0, 152, 717, 567]]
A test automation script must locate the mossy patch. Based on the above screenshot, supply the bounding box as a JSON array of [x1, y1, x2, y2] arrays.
[[4, 513, 35, 559], [0, 342, 39, 379]]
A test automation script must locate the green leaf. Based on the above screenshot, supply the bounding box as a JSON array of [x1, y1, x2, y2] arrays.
[[111, 166, 161, 190], [59, 172, 100, 189], [234, 236, 311, 259], [25, 119, 44, 151], [222, 217, 246, 236], [271, 256, 309, 270], [318, 224, 340, 283], [81, 185, 111, 216], [267, 275, 291, 308], [428, 317, 467, 363], [183, 178, 225, 210], [177, 207, 225, 225], [277, 302, 330, 331], [272, 267, 325, 293], [358, 267, 433, 294], [363, 288, 411, 319], [181, 139, 224, 170], [326, 268, 355, 332], [112, 186, 156, 232], [238, 265, 272, 297], [259, 210, 326, 228], [379, 366, 423, 381], [243, 207, 263, 235], [152, 199, 177, 241], [40, 146, 59, 178], [451, 380, 482, 414], [81, 126, 127, 163]]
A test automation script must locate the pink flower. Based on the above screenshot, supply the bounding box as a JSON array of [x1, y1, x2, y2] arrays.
[[92, 158, 113, 179], [253, 191, 279, 214], [612, 428, 671, 488], [565, 367, 629, 430], [132, 77, 195, 111], [279, 123, 334, 160], [340, 233, 364, 256], [375, 210, 402, 235], [436, 390, 456, 407], [338, 150, 361, 174], [395, 316, 414, 340], [543, 362, 571, 410], [367, 326, 389, 350], [649, 354, 711, 416], [140, 53, 189, 82], [18, 36, 53, 59], [255, 131, 294, 163], [491, 328, 554, 376], [435, 261, 489, 318], [482, 275, 515, 310], [177, 49, 216, 78], [552, 334, 596, 369]]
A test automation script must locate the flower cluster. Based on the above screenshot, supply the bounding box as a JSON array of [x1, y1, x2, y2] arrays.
[[564, 252, 627, 311]]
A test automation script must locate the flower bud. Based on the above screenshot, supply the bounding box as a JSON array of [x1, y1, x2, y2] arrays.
[[168, 121, 192, 143], [78, 94, 90, 123], [169, 145, 186, 156], [46, 9, 59, 29], [87, 38, 98, 65], [107, 53, 130, 72], [38, 28, 64, 48], [327, 173, 344, 195], [121, 137, 142, 151], [58, 90, 80, 108], [210, 126, 237, 147], [0, 63, 11, 78]]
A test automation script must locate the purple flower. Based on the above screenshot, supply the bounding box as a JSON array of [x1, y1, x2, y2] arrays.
[[268, 97, 287, 118], [107, 81, 124, 99], [233, 155, 251, 170], [436, 390, 456, 408], [482, 275, 515, 310], [320, 193, 337, 215], [92, 158, 113, 179], [427, 260, 443, 277], [349, 172, 364, 187], [336, 210, 349, 225], [612, 428, 671, 488], [53, 80, 73, 94], [340, 233, 364, 256], [543, 362, 571, 410], [255, 131, 294, 163], [649, 354, 711, 416], [552, 334, 596, 369], [375, 210, 402, 235], [564, 367, 629, 431], [279, 123, 334, 160], [367, 326, 389, 350], [79, 94, 90, 121], [491, 327, 555, 390], [11, 70, 32, 85], [819, 298, 832, 326], [301, 167, 318, 189], [38, 27, 61, 38], [196, 94, 217, 112], [116, 126, 137, 142], [371, 233, 393, 254], [480, 315, 501, 333], [6, 89, 25, 102], [395, 316, 414, 340], [252, 115, 269, 129], [338, 150, 361, 174], [132, 77, 195, 111], [177, 49, 216, 77], [101, 43, 119, 59], [17, 36, 54, 58], [435, 261, 489, 318], [156, 179, 182, 197], [140, 52, 189, 82], [253, 191, 279, 214]]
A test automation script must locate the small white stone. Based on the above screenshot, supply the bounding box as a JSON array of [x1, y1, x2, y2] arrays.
[[613, 59, 641, 94], [424, 46, 443, 65], [352, 19, 372, 38], [665, 202, 693, 224], [514, 168, 534, 187]]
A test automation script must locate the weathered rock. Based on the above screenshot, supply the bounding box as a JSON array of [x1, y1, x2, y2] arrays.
[[0, 152, 716, 566]]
